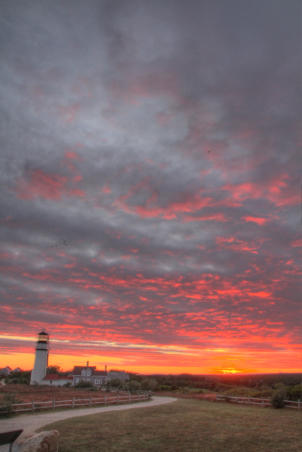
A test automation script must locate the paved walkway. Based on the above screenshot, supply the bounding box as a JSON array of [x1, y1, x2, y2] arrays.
[[0, 396, 176, 451]]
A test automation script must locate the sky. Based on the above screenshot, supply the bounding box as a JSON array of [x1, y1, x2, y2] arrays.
[[0, 0, 301, 375]]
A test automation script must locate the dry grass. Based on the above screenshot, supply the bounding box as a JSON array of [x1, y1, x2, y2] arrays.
[[0, 384, 113, 403], [46, 398, 302, 452], [156, 390, 217, 401]]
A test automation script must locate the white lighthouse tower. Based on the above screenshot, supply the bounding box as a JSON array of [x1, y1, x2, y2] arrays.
[[30, 331, 49, 385]]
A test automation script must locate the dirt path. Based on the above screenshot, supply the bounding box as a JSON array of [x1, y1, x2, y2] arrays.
[[0, 396, 176, 451]]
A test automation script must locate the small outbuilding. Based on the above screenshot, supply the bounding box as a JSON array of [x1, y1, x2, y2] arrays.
[[41, 374, 73, 386]]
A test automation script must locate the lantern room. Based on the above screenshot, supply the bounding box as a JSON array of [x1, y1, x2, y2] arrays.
[[37, 331, 49, 343]]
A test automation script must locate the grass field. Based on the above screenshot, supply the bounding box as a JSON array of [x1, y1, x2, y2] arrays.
[[0, 384, 117, 403], [46, 398, 302, 452]]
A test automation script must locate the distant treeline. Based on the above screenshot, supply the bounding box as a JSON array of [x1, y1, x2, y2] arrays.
[[1, 370, 31, 385], [136, 372, 302, 388], [2, 370, 302, 401], [129, 373, 302, 400]]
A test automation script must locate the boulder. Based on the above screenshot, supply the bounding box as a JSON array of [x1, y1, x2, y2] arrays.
[[18, 430, 59, 452]]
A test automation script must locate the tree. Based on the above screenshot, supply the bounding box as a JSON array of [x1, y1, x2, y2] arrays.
[[141, 378, 158, 391], [127, 380, 142, 393], [5, 370, 31, 385], [109, 378, 123, 388], [47, 366, 61, 375]]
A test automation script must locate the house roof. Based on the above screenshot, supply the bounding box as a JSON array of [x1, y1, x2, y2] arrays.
[[72, 366, 96, 375], [93, 371, 107, 376], [43, 374, 73, 381], [109, 370, 127, 375], [71, 366, 107, 376]]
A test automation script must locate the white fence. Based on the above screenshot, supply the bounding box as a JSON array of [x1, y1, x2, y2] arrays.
[[216, 394, 301, 409], [1, 393, 151, 415]]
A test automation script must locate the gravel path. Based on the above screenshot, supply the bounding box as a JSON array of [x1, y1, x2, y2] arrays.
[[0, 396, 176, 451]]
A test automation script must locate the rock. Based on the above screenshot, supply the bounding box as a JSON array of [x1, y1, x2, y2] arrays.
[[18, 430, 59, 452]]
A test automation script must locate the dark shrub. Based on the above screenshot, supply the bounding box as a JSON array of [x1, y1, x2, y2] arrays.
[[286, 384, 302, 401], [271, 390, 286, 408], [0, 394, 16, 417], [75, 381, 94, 389]]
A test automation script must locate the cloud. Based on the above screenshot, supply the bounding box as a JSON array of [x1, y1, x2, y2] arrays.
[[0, 0, 300, 373]]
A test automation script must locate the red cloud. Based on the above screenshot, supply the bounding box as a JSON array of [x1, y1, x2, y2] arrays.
[[114, 182, 226, 222], [222, 174, 299, 207], [183, 213, 228, 223], [15, 168, 86, 201], [58, 102, 80, 123], [111, 72, 180, 105], [222, 182, 263, 202], [246, 291, 272, 298], [65, 151, 82, 160], [291, 239, 302, 247], [101, 185, 112, 194], [16, 170, 67, 200], [241, 216, 268, 225], [61, 147, 83, 183], [216, 236, 259, 254]]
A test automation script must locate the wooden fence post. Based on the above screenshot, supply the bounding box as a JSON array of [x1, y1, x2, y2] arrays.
[[52, 398, 56, 409], [298, 399, 301, 410], [72, 397, 75, 408], [32, 401, 35, 412]]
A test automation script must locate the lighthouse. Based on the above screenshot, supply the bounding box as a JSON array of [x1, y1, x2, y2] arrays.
[[30, 331, 49, 385]]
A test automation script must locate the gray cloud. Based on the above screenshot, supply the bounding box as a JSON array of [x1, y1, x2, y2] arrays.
[[0, 0, 301, 369]]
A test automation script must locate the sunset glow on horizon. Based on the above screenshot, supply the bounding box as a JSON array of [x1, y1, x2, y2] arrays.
[[0, 0, 301, 376], [1, 332, 301, 376]]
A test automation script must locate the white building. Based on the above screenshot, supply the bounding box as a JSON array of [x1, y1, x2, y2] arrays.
[[30, 331, 49, 385], [0, 366, 12, 376], [71, 364, 108, 387], [71, 364, 130, 387]]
